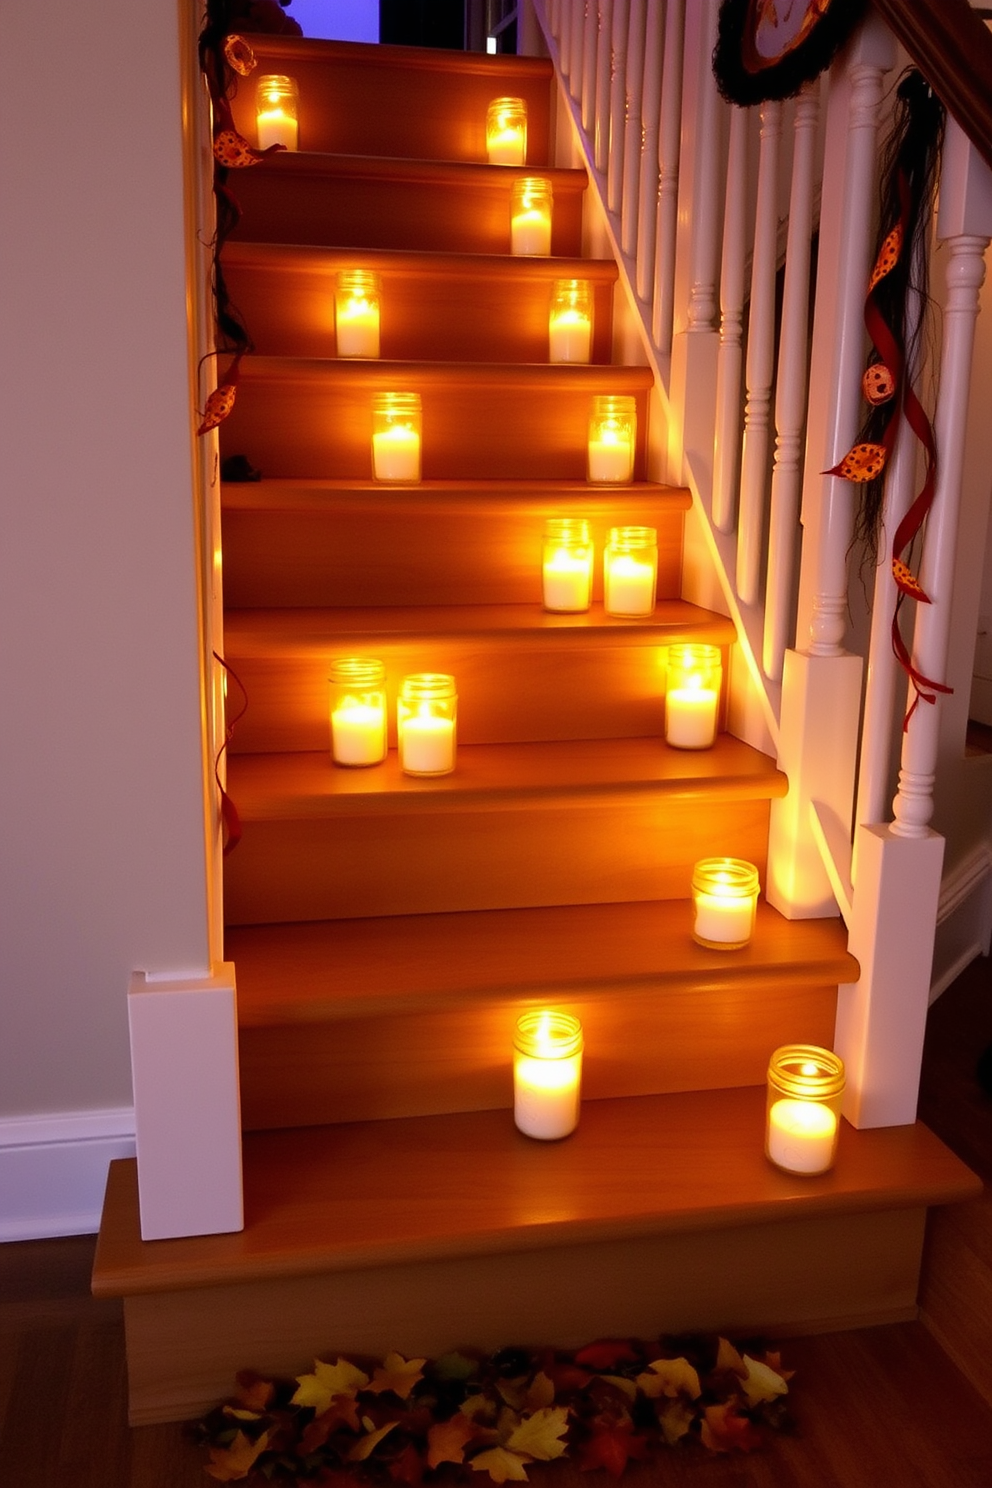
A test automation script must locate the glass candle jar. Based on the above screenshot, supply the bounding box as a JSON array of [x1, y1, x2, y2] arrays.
[[766, 1045, 846, 1176], [256, 74, 299, 150], [372, 392, 421, 482], [549, 279, 592, 364], [487, 96, 527, 165], [335, 269, 381, 358], [665, 643, 722, 749], [691, 858, 760, 949], [329, 658, 387, 767], [542, 518, 593, 613], [604, 526, 657, 617], [513, 1010, 583, 1140], [398, 673, 457, 776], [588, 395, 636, 484], [510, 177, 553, 256]]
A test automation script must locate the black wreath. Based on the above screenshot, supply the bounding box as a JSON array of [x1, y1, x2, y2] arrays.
[[713, 0, 868, 107]]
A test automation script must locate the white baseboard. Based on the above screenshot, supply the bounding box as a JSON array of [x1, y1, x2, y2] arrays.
[[0, 1107, 135, 1243], [931, 842, 992, 1004]]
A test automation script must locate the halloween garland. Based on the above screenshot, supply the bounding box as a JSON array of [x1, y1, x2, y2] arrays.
[[824, 70, 949, 725], [713, 0, 866, 108]]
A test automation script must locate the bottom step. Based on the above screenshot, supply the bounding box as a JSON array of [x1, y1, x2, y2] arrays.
[[93, 1087, 979, 1424]]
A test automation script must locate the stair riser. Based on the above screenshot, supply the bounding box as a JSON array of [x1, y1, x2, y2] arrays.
[[222, 260, 617, 363], [230, 168, 584, 256], [228, 44, 554, 164], [220, 370, 650, 482], [223, 798, 771, 923], [240, 980, 837, 1129], [222, 496, 684, 608]]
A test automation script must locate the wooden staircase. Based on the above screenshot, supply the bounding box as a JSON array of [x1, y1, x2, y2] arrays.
[[92, 35, 980, 1425]]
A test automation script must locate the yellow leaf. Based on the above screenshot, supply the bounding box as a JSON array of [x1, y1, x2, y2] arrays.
[[366, 1351, 426, 1400], [346, 1420, 398, 1462], [206, 1428, 270, 1481], [221, 1405, 263, 1421], [637, 1357, 701, 1400], [524, 1371, 556, 1412], [496, 1376, 528, 1411], [601, 1374, 638, 1400], [740, 1354, 789, 1406], [291, 1357, 369, 1415], [505, 1406, 570, 1462], [658, 1398, 695, 1446], [470, 1446, 531, 1482], [715, 1338, 745, 1375], [461, 1392, 496, 1422]]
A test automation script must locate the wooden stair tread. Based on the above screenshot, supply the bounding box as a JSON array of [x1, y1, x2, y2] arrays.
[[226, 735, 786, 820], [233, 34, 556, 82], [92, 1086, 980, 1297], [222, 241, 620, 285], [234, 355, 654, 390], [224, 599, 736, 652], [239, 153, 587, 193], [221, 477, 687, 513], [230, 899, 858, 1025]]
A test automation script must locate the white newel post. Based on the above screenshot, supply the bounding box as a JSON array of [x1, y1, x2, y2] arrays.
[[837, 122, 992, 1128], [767, 16, 894, 919]]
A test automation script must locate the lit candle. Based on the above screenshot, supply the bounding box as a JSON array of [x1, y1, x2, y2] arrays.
[[398, 673, 457, 776], [336, 269, 381, 358], [587, 395, 636, 484], [511, 178, 553, 256], [372, 392, 422, 482], [329, 658, 387, 768], [513, 1010, 583, 1140], [487, 97, 527, 165], [665, 645, 721, 749], [542, 518, 593, 613], [549, 279, 592, 363], [691, 858, 759, 949], [605, 554, 654, 615], [255, 75, 299, 150], [767, 1099, 838, 1174]]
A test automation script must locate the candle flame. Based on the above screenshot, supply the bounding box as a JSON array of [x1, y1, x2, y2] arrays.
[[800, 1061, 819, 1076]]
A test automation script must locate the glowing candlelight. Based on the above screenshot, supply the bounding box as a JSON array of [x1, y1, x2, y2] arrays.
[[691, 858, 759, 949], [766, 1045, 846, 1176], [256, 74, 299, 150], [603, 526, 657, 617], [372, 392, 421, 482], [549, 279, 592, 363], [336, 269, 381, 358], [666, 644, 722, 749], [588, 395, 636, 484], [542, 518, 593, 613], [513, 1010, 583, 1140], [329, 658, 387, 767], [511, 177, 553, 256], [398, 674, 457, 776], [487, 97, 527, 165]]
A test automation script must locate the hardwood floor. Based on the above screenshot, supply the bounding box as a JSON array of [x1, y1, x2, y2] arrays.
[[2, 957, 991, 1488]]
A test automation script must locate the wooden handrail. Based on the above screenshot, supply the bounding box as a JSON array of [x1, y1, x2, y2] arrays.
[[871, 0, 992, 171]]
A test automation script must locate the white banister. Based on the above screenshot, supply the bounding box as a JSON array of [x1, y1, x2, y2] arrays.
[[620, 0, 647, 256], [651, 0, 689, 351], [594, 0, 613, 172], [606, 0, 627, 202], [711, 104, 747, 534], [635, 0, 668, 307], [581, 0, 597, 124]]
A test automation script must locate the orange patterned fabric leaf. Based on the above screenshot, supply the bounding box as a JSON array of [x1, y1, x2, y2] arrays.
[[224, 33, 256, 75], [197, 381, 237, 435], [212, 128, 274, 167], [868, 224, 903, 291], [827, 442, 888, 482], [862, 362, 897, 405], [892, 557, 931, 602]]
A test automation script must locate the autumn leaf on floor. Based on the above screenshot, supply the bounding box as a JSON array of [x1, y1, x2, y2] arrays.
[[346, 1419, 399, 1462], [206, 1427, 271, 1481], [233, 1370, 275, 1413], [366, 1352, 426, 1400], [222, 1405, 264, 1422], [657, 1398, 695, 1446], [577, 1412, 649, 1476], [714, 1337, 746, 1376], [700, 1403, 763, 1453], [505, 1405, 571, 1461], [470, 1445, 532, 1482], [461, 1392, 498, 1425], [597, 1374, 637, 1402], [739, 1354, 789, 1407], [497, 1370, 555, 1413], [299, 1392, 364, 1453], [573, 1340, 640, 1372], [636, 1356, 701, 1400], [389, 1441, 427, 1486], [427, 1409, 479, 1467], [292, 1357, 370, 1415]]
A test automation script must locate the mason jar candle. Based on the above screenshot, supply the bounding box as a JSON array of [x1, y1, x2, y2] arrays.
[[542, 518, 593, 613], [329, 658, 387, 767], [335, 269, 381, 358], [510, 177, 553, 256], [588, 395, 636, 483], [372, 392, 421, 482], [398, 673, 457, 776], [691, 857, 759, 949], [549, 278, 592, 363], [604, 526, 657, 617], [665, 644, 722, 749], [256, 74, 299, 150], [766, 1045, 846, 1176], [513, 1010, 583, 1140], [487, 96, 527, 165]]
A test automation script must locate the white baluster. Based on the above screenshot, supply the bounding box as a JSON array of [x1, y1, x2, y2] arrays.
[[569, 0, 585, 89], [763, 83, 820, 678], [581, 0, 597, 127], [736, 100, 782, 606], [557, 0, 571, 79], [620, 0, 647, 256], [595, 0, 615, 175], [711, 104, 748, 534], [650, 0, 686, 347], [606, 0, 628, 202], [634, 0, 665, 297]]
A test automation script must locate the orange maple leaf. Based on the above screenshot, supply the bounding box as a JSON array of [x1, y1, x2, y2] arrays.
[[700, 1403, 762, 1453], [206, 1427, 270, 1481], [299, 1394, 363, 1453], [426, 1410, 478, 1468], [577, 1413, 649, 1477], [366, 1351, 427, 1400], [233, 1370, 275, 1413]]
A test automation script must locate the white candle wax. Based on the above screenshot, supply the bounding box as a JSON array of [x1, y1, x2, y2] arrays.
[[514, 1051, 582, 1139], [767, 1098, 838, 1174], [549, 310, 592, 363], [511, 209, 551, 256], [588, 435, 632, 483], [331, 702, 385, 766], [256, 108, 298, 150], [666, 686, 719, 748], [400, 714, 455, 774], [488, 127, 526, 165], [337, 300, 379, 358], [372, 425, 420, 481], [693, 888, 755, 947], [543, 548, 592, 612], [605, 555, 654, 616]]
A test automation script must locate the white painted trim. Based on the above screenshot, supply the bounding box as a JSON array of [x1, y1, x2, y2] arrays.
[[937, 840, 992, 925], [929, 841, 992, 1004], [0, 1106, 135, 1243]]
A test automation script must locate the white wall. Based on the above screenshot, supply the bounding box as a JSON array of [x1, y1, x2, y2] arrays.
[[0, 1, 214, 1235]]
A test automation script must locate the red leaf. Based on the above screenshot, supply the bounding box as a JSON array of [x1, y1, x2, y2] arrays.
[[700, 1403, 762, 1454], [578, 1415, 649, 1477], [573, 1340, 639, 1371], [389, 1442, 426, 1485]]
